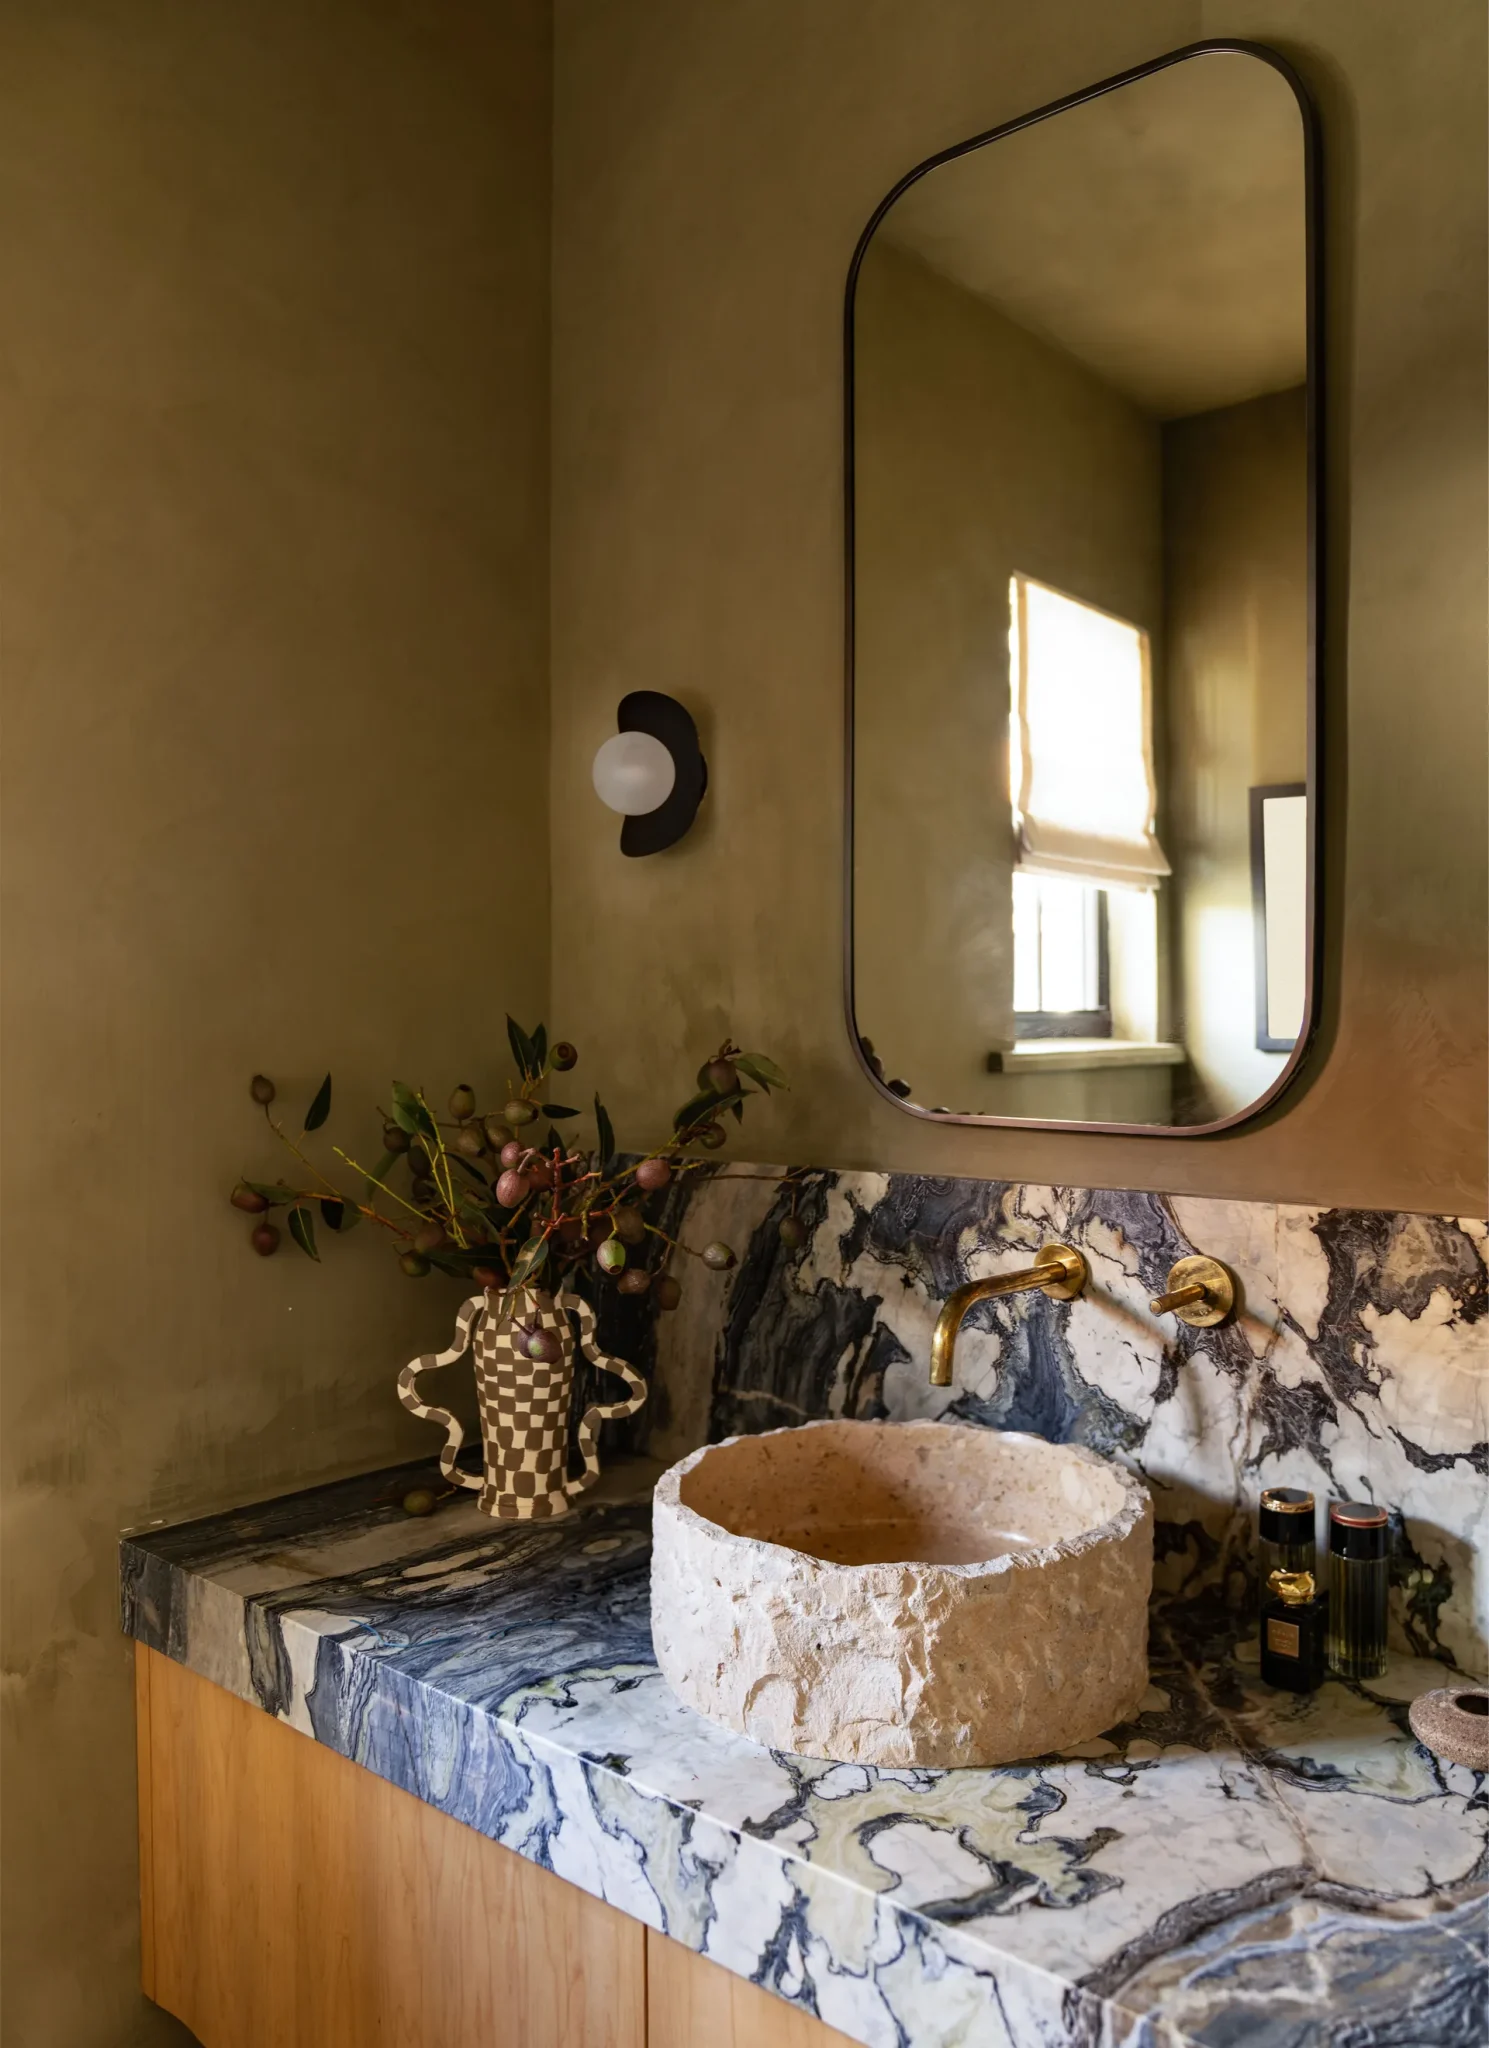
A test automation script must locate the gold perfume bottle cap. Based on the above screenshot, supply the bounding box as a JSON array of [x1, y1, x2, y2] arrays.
[[1268, 1568, 1316, 1606]]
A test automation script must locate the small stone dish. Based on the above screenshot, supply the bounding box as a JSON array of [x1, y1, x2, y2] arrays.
[[1408, 1686, 1489, 1770]]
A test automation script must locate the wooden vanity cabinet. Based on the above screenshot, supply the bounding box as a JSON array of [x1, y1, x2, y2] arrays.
[[136, 1648, 855, 2048]]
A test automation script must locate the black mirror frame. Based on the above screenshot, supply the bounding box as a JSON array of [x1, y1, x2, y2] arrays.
[[843, 39, 1326, 1137]]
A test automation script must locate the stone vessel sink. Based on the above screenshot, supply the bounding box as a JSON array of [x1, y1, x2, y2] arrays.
[[651, 1418, 1153, 1768]]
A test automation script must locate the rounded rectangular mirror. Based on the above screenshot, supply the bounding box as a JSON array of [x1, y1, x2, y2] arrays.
[[847, 42, 1321, 1133]]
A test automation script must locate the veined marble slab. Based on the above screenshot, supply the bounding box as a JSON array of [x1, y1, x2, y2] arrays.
[[122, 1464, 1486, 2048]]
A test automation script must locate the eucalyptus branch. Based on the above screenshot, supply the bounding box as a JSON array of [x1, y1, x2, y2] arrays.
[[234, 1027, 785, 1291], [335, 1147, 427, 1222]]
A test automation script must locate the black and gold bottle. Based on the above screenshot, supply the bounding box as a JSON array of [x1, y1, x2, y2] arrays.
[[1258, 1487, 1316, 1586], [1326, 1501, 1390, 1680], [1260, 1568, 1326, 1691]]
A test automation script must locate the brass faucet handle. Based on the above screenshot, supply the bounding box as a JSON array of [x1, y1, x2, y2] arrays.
[[1031, 1242, 1087, 1300], [1149, 1255, 1236, 1327]]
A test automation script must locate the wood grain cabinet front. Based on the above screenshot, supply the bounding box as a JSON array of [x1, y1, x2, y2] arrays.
[[136, 1648, 855, 2048], [137, 1647, 643, 2048]]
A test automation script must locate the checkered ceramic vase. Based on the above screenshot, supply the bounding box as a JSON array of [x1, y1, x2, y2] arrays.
[[397, 1285, 647, 1520]]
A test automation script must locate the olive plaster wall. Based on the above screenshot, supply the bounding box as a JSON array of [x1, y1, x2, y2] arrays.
[[1164, 384, 1310, 1122], [0, 4, 551, 2043], [550, 0, 1487, 1215]]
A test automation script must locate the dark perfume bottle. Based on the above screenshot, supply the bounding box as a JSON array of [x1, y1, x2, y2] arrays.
[[1258, 1486, 1316, 1588], [1260, 1568, 1326, 1691], [1327, 1501, 1390, 1680]]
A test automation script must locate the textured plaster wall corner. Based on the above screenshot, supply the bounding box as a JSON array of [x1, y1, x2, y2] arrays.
[[549, 0, 1488, 1215], [0, 3, 552, 2043]]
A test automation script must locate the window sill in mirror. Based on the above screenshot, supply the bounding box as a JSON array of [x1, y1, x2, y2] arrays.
[[986, 1039, 1185, 1075]]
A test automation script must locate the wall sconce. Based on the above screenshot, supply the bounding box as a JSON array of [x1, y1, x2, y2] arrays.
[[591, 691, 707, 856]]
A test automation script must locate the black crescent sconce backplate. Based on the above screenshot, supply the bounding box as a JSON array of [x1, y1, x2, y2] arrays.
[[618, 691, 708, 856]]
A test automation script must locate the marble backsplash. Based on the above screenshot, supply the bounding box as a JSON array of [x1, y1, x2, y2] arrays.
[[616, 1167, 1486, 1676]]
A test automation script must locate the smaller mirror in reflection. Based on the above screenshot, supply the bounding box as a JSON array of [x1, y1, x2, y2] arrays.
[[850, 45, 1316, 1130]]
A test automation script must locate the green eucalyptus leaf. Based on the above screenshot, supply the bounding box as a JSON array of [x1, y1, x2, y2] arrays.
[[288, 1206, 320, 1261], [510, 1233, 548, 1287], [540, 1103, 579, 1119], [532, 1024, 548, 1073], [594, 1095, 615, 1167], [303, 1073, 333, 1132], [245, 1180, 299, 1207], [731, 1099, 744, 1124], [673, 1086, 745, 1132], [506, 1015, 539, 1081], [735, 1053, 787, 1093], [672, 1087, 716, 1132], [390, 1081, 436, 1141], [320, 1197, 362, 1233]]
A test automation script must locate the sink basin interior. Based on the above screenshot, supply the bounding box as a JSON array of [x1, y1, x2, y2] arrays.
[[677, 1419, 1132, 1568]]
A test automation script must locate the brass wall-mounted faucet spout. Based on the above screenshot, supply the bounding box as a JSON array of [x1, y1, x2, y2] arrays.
[[929, 1244, 1087, 1386]]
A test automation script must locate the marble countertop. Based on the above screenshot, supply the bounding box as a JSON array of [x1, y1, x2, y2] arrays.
[[121, 1456, 1486, 2048]]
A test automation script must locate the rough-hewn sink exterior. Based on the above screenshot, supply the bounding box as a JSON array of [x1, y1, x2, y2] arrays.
[[651, 1418, 1153, 1767]]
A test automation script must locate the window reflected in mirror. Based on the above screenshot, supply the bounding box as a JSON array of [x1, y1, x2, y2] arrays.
[[849, 44, 1317, 1130]]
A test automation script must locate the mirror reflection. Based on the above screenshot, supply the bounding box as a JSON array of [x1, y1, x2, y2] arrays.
[[850, 47, 1316, 1130]]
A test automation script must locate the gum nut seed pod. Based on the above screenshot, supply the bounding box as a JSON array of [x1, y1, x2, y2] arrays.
[[551, 1042, 578, 1071], [454, 1126, 485, 1158], [401, 1489, 437, 1517], [778, 1216, 807, 1250], [408, 1147, 431, 1176], [585, 1216, 610, 1248], [413, 1221, 447, 1254], [705, 1057, 737, 1094], [556, 1214, 585, 1244], [231, 1183, 270, 1213], [702, 1240, 736, 1271], [505, 1100, 538, 1126], [653, 1274, 682, 1310], [410, 1178, 438, 1205], [449, 1084, 476, 1120], [472, 1266, 502, 1290], [383, 1121, 412, 1152], [596, 1237, 627, 1274], [617, 1267, 651, 1296], [250, 1222, 281, 1256], [496, 1169, 530, 1207], [484, 1116, 514, 1148], [250, 1074, 276, 1105], [499, 1139, 526, 1168], [525, 1329, 562, 1363], [614, 1206, 647, 1245], [634, 1158, 671, 1191], [697, 1123, 726, 1150], [399, 1250, 431, 1277]]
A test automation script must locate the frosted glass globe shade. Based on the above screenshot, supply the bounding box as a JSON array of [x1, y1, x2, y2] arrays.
[[592, 730, 676, 816]]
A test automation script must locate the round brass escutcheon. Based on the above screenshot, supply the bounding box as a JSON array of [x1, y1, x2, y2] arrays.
[[1153, 1254, 1235, 1327], [1033, 1242, 1088, 1301]]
